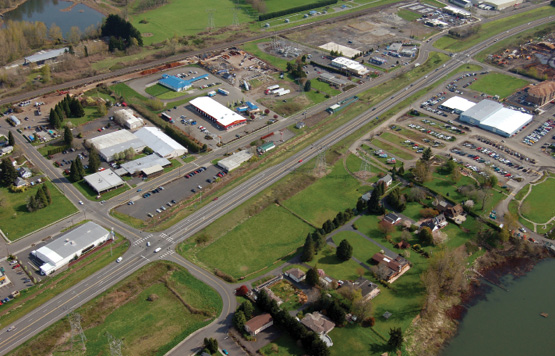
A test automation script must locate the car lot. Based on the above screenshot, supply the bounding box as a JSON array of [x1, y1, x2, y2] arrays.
[[0, 260, 34, 303], [116, 164, 222, 220]]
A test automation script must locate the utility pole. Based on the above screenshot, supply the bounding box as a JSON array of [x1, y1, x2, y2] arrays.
[[68, 312, 87, 352]]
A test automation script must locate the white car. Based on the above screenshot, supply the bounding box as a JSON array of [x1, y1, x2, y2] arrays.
[[116, 257, 123, 263], [78, 200, 83, 205]]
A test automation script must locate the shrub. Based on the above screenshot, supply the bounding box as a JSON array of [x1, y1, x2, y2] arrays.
[[214, 269, 236, 283]]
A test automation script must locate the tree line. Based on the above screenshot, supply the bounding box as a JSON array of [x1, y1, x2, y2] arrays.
[[101, 14, 143, 52], [258, 0, 337, 21], [48, 94, 85, 129]]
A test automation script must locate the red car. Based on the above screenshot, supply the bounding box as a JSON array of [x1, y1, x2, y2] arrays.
[[298, 159, 303, 163], [12, 264, 20, 269], [213, 197, 219, 201]]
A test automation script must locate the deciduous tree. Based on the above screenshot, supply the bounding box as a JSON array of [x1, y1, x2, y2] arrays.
[[388, 327, 403, 350]]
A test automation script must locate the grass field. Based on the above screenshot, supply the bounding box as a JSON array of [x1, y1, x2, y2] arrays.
[[305, 245, 367, 281], [264, 0, 321, 13], [145, 83, 171, 97], [192, 204, 313, 279], [0, 239, 129, 329], [0, 181, 77, 240], [371, 138, 415, 160], [469, 73, 529, 99], [397, 9, 422, 22], [241, 39, 291, 71], [521, 175, 555, 224], [434, 6, 555, 52], [260, 333, 305, 356], [332, 231, 383, 264], [9, 262, 222, 356]]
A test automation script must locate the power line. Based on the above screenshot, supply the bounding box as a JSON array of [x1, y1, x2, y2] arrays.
[[232, 7, 240, 27], [68, 312, 86, 352], [106, 332, 124, 356], [313, 147, 327, 175], [206, 9, 215, 31]]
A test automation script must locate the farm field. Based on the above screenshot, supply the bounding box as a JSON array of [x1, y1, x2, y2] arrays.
[[264, 0, 323, 13], [9, 262, 222, 356], [469, 73, 529, 99], [521, 175, 555, 224], [0, 181, 77, 240]]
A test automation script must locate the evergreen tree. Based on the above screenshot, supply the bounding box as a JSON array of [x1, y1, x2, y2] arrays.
[[36, 187, 48, 208], [8, 131, 14, 146], [301, 234, 315, 262], [422, 147, 432, 162], [375, 181, 385, 196], [304, 80, 311, 92], [62, 97, 71, 118], [419, 226, 434, 246], [327, 301, 346, 325], [388, 327, 403, 351], [42, 184, 51, 205], [398, 163, 405, 176], [70, 160, 81, 182], [336, 239, 353, 261], [356, 197, 367, 213], [64, 126, 73, 146], [55, 105, 64, 123], [1, 158, 17, 186], [306, 266, 319, 286], [88, 148, 101, 173], [27, 195, 37, 212], [239, 300, 254, 320], [256, 289, 272, 311], [69, 98, 85, 117], [75, 158, 86, 178], [311, 231, 325, 252], [232, 310, 246, 332], [367, 189, 384, 215]]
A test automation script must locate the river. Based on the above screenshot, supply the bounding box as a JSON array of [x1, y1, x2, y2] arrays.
[[442, 258, 555, 356], [2, 0, 104, 37]]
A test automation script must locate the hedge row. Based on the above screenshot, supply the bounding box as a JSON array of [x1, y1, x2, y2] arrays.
[[258, 0, 337, 21], [47, 145, 69, 156]]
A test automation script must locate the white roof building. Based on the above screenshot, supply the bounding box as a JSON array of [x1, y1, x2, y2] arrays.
[[133, 127, 187, 159], [217, 150, 253, 171], [86, 130, 146, 161], [24, 47, 68, 65], [331, 57, 369, 76], [443, 5, 471, 17], [114, 109, 144, 130], [439, 96, 476, 114], [189, 97, 247, 131], [32, 222, 110, 275], [118, 154, 171, 176], [84, 169, 125, 194], [460, 100, 533, 137], [482, 0, 522, 10]]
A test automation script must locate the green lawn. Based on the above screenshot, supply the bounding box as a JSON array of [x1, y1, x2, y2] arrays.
[[434, 6, 555, 52], [260, 333, 304, 356], [521, 176, 555, 224], [0, 181, 77, 240], [332, 231, 384, 264], [282, 159, 367, 226], [345, 153, 386, 183], [145, 83, 171, 97], [397, 9, 422, 22], [66, 106, 104, 127], [264, 0, 322, 13], [329, 324, 388, 356], [310, 79, 341, 96], [129, 0, 253, 45], [111, 83, 148, 102], [469, 73, 529, 99], [305, 246, 367, 281], [0, 239, 129, 328], [192, 204, 313, 279], [9, 262, 222, 356], [371, 138, 415, 161]]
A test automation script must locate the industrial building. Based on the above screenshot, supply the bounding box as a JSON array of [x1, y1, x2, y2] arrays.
[[158, 74, 209, 92], [459, 99, 533, 137], [114, 109, 144, 129], [24, 47, 69, 65], [31, 222, 111, 275], [526, 81, 555, 106], [318, 73, 349, 87], [86, 130, 146, 162], [84, 169, 125, 194], [217, 150, 253, 171], [257, 142, 275, 154], [134, 127, 187, 159], [442, 5, 471, 17], [116, 155, 171, 176], [481, 0, 523, 10], [438, 96, 476, 114], [449, 0, 471, 8], [330, 57, 369, 76], [189, 97, 247, 131]]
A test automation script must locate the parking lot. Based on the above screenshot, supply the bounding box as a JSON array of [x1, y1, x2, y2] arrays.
[[116, 164, 224, 220], [0, 260, 34, 304]]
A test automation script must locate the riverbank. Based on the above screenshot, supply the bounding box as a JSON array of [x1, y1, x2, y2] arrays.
[[405, 241, 552, 355], [0, 0, 118, 18], [0, 0, 27, 16]]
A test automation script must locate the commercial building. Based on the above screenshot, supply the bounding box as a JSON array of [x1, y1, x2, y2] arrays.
[[84, 169, 125, 194], [330, 57, 369, 76], [425, 19, 449, 27], [217, 150, 253, 172], [257, 142, 275, 154], [24, 47, 68, 65], [134, 127, 187, 159], [158, 74, 209, 92], [116, 155, 171, 176], [449, 0, 471, 8], [459, 99, 533, 137], [8, 115, 20, 126], [318, 73, 349, 87], [442, 5, 471, 17], [526, 81, 555, 106], [244, 313, 273, 336], [31, 222, 110, 275], [114, 109, 144, 130], [482, 0, 522, 10], [439, 96, 476, 114], [86, 130, 145, 162], [189, 97, 247, 131]]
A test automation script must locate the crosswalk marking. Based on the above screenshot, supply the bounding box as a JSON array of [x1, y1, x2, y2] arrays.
[[133, 234, 153, 246]]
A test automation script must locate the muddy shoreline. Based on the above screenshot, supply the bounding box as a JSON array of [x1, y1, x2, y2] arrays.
[[0, 0, 116, 18]]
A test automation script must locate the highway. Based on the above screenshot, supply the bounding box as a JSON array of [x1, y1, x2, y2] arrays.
[[0, 8, 553, 356]]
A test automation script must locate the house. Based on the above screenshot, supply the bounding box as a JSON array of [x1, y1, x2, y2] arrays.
[[345, 277, 381, 301], [14, 177, 28, 188], [284, 268, 306, 283], [301, 312, 335, 335], [0, 146, 13, 156], [421, 213, 448, 232], [244, 313, 273, 336], [377, 174, 392, 188], [19, 167, 32, 178], [371, 253, 411, 283], [383, 213, 401, 225], [445, 204, 464, 219], [395, 241, 411, 249]]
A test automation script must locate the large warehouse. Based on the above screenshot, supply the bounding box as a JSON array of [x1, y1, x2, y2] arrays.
[[158, 74, 209, 92], [134, 126, 187, 159], [331, 57, 369, 76], [86, 130, 146, 161], [438, 96, 476, 114], [84, 169, 125, 194], [482, 0, 523, 10], [189, 97, 247, 131], [31, 222, 111, 275], [460, 100, 533, 137], [217, 150, 253, 171]]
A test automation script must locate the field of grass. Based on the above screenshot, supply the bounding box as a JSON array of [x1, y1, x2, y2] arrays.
[[0, 181, 77, 240], [9, 262, 222, 356], [192, 204, 313, 279], [0, 239, 129, 328], [309, 79, 341, 96], [371, 138, 415, 161], [434, 6, 555, 52], [264, 0, 321, 13], [66, 106, 103, 127], [329, 324, 388, 356], [282, 159, 367, 226], [241, 39, 291, 71], [145, 84, 171, 97], [260, 333, 305, 356], [345, 153, 386, 183], [521, 176, 555, 224], [397, 9, 422, 22], [469, 73, 529, 99], [129, 0, 253, 45], [305, 245, 367, 281], [111, 83, 148, 102], [332, 231, 383, 264]]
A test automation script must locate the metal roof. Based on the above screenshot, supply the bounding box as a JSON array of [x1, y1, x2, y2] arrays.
[[84, 169, 125, 193], [119, 154, 171, 175], [133, 127, 187, 158], [217, 150, 253, 171], [440, 96, 476, 112], [24, 47, 68, 63], [461, 100, 502, 123], [190, 97, 247, 128]]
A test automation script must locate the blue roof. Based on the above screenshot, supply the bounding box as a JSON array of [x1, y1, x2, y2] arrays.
[[246, 101, 258, 110], [159, 74, 210, 91]]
